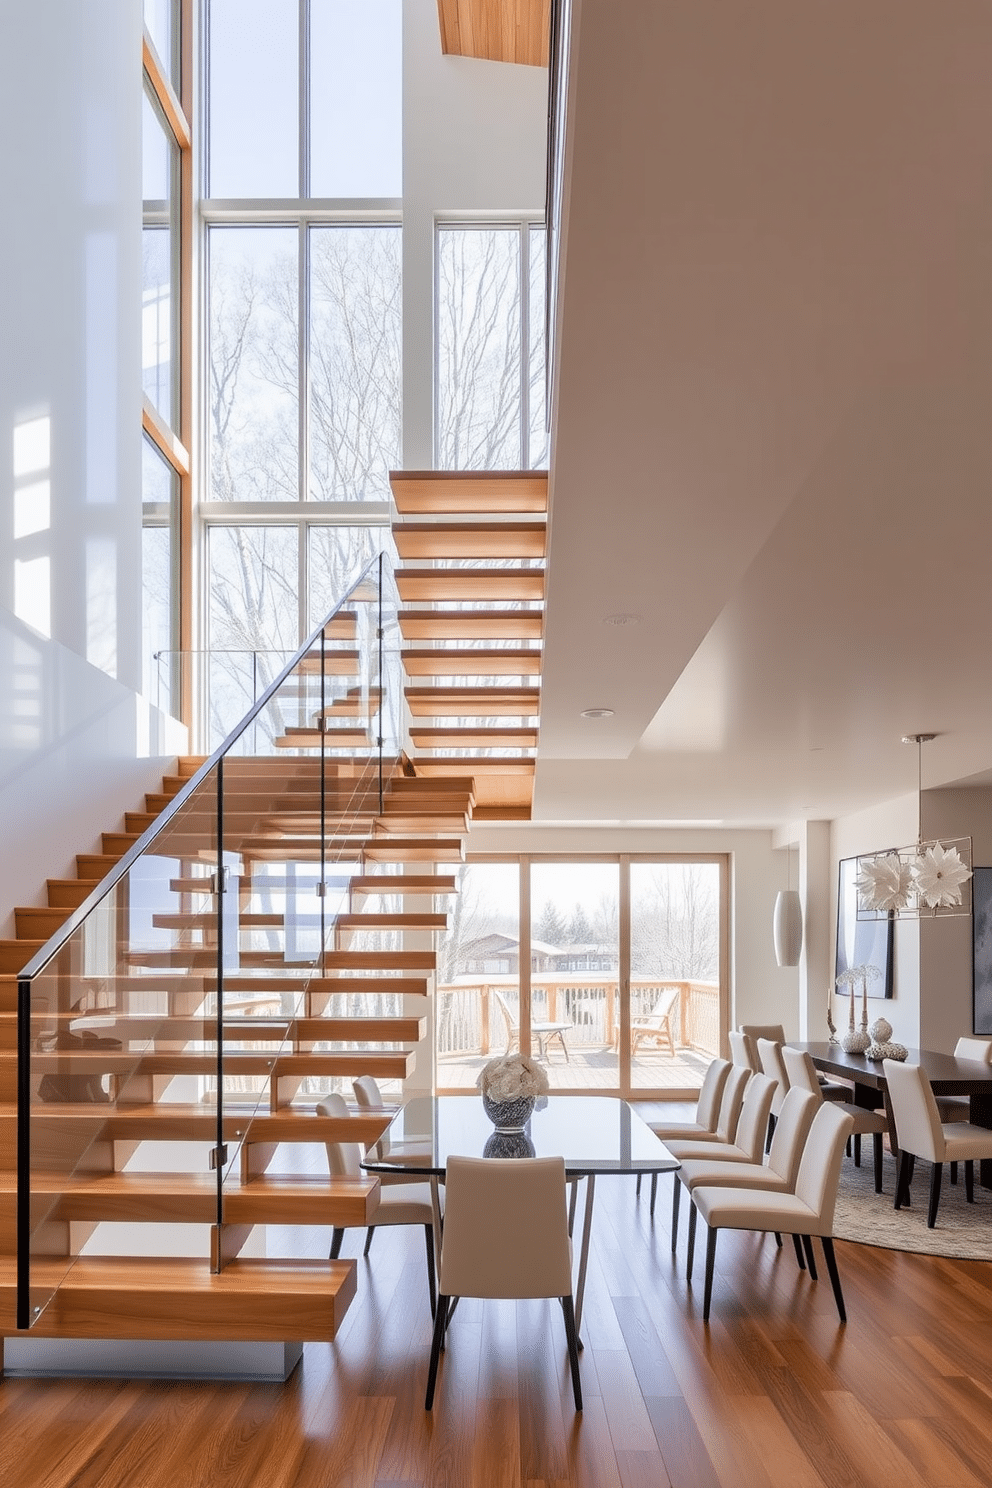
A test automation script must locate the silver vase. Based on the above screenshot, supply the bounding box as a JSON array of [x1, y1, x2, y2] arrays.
[[482, 1092, 535, 1131]]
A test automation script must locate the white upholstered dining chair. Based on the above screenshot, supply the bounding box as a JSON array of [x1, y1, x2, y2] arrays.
[[691, 1101, 855, 1323], [782, 1046, 889, 1193], [883, 1059, 992, 1227], [424, 1155, 582, 1412], [318, 1093, 439, 1314]]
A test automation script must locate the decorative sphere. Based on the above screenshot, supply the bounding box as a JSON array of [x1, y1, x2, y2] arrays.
[[869, 1017, 893, 1042]]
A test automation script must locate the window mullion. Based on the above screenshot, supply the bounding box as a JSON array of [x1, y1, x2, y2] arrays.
[[519, 221, 529, 469], [298, 223, 309, 504]]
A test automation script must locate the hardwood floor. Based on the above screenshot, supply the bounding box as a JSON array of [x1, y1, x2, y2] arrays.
[[3, 1173, 992, 1488]]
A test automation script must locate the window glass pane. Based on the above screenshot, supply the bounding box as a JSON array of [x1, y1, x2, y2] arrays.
[[528, 227, 549, 469], [209, 0, 299, 197], [629, 863, 721, 1093], [531, 863, 619, 1091], [307, 526, 378, 630], [311, 0, 402, 197], [437, 863, 520, 1089], [207, 526, 300, 749], [141, 437, 176, 709], [209, 228, 299, 501], [142, 90, 178, 426], [437, 227, 522, 470], [144, 0, 177, 87], [309, 226, 401, 500], [142, 526, 172, 707]]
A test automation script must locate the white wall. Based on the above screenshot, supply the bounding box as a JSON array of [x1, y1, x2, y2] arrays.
[[831, 791, 920, 1046], [0, 4, 184, 933], [468, 821, 797, 1038], [402, 0, 549, 466], [920, 786, 992, 1052]]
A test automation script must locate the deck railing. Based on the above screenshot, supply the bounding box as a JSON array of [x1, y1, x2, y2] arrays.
[[436, 976, 720, 1059]]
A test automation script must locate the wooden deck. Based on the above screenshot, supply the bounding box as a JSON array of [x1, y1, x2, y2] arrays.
[[437, 1046, 710, 1092]]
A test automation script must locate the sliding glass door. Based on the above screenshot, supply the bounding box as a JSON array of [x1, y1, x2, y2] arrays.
[[435, 854, 727, 1099]]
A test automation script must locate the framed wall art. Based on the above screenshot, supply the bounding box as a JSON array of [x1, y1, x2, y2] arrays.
[[835, 855, 894, 998]]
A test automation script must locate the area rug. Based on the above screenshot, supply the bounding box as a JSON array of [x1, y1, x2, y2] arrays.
[[832, 1148, 992, 1261]]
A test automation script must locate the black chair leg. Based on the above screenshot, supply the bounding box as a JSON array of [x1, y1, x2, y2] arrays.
[[792, 1232, 806, 1271], [951, 1160, 958, 1185], [650, 1172, 658, 1216], [853, 1133, 862, 1167], [561, 1295, 583, 1411], [635, 1174, 642, 1199], [364, 1226, 376, 1256], [801, 1234, 819, 1280], [927, 1162, 943, 1228], [686, 1198, 697, 1279], [966, 1160, 975, 1203], [820, 1237, 847, 1323], [425, 1292, 449, 1409], [703, 1225, 717, 1322], [671, 1176, 681, 1251], [423, 1225, 437, 1318], [773, 1232, 782, 1248], [766, 1113, 776, 1154], [873, 1131, 884, 1194], [894, 1151, 912, 1210], [330, 1227, 345, 1259]]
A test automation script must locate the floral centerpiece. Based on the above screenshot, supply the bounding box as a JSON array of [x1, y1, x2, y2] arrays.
[[477, 1054, 549, 1130]]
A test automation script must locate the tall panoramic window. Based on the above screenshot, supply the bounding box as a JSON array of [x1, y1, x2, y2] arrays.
[[437, 223, 548, 470], [202, 1, 401, 742], [142, 0, 191, 718]]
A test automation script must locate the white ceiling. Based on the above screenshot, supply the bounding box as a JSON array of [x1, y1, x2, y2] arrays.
[[538, 0, 992, 826]]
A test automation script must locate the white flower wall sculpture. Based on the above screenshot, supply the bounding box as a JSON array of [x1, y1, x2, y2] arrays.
[[914, 841, 972, 909], [855, 853, 915, 913]]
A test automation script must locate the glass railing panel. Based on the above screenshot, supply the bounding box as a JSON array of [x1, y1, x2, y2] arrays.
[[18, 764, 222, 1329], [216, 559, 400, 1224], [19, 554, 400, 1321]]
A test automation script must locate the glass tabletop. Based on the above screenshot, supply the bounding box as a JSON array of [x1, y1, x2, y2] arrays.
[[360, 1095, 679, 1177]]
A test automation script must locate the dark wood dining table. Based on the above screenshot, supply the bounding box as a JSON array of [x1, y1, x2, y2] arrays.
[[791, 1041, 992, 1186]]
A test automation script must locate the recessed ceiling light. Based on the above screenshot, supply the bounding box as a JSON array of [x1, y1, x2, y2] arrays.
[[581, 707, 615, 719], [602, 612, 640, 627]]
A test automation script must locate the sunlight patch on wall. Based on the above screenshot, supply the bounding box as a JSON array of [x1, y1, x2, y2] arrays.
[[14, 556, 51, 638], [86, 538, 118, 677]]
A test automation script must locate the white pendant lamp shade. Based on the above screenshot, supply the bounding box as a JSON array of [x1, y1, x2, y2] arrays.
[[773, 889, 803, 967]]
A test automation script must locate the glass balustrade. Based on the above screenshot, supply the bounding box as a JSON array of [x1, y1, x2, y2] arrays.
[[17, 554, 401, 1329]]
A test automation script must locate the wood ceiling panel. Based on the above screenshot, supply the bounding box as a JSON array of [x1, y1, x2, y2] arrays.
[[437, 0, 550, 68]]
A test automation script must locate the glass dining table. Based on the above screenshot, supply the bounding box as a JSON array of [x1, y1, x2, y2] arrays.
[[361, 1094, 679, 1333]]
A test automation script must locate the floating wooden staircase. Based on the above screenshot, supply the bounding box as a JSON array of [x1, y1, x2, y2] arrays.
[[390, 469, 547, 821], [2, 753, 467, 1350]]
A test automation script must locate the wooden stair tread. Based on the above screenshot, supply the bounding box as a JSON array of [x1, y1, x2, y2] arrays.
[[405, 686, 540, 717], [396, 568, 545, 602], [389, 470, 548, 513], [349, 875, 457, 895], [0, 1257, 358, 1342], [31, 1049, 417, 1075], [401, 647, 541, 676], [410, 726, 538, 747], [35, 1014, 427, 1042], [25, 1105, 391, 1145], [211, 975, 430, 995], [363, 837, 465, 861], [393, 522, 546, 559], [399, 608, 544, 640]]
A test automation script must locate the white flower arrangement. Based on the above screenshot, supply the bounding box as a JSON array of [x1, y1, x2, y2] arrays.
[[476, 1053, 550, 1104], [854, 842, 972, 915], [914, 842, 972, 909], [855, 853, 915, 913]]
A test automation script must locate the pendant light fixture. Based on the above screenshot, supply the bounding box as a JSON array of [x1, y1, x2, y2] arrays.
[[854, 734, 973, 920], [773, 845, 803, 967]]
